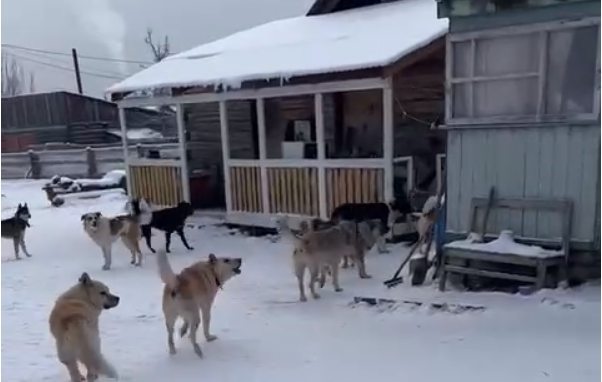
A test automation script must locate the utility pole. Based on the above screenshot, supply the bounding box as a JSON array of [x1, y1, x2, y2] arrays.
[[71, 48, 83, 94]]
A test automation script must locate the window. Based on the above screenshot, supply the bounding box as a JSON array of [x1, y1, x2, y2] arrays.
[[448, 19, 601, 124]]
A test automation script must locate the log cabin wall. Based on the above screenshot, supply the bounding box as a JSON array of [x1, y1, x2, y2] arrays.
[[391, 52, 446, 192]]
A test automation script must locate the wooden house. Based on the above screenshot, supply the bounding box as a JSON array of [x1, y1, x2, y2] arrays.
[[437, 0, 600, 279], [1, 91, 174, 152], [107, 0, 449, 227]]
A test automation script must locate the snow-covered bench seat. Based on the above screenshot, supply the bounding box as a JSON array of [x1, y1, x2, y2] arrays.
[[438, 197, 572, 292]]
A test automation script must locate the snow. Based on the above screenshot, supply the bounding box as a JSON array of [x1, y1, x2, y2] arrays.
[[107, 128, 164, 140], [2, 180, 600, 382], [445, 230, 564, 258], [49, 170, 125, 192], [106, 0, 447, 94]]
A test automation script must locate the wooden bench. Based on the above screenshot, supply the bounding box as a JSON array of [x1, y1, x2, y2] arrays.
[[438, 197, 572, 292]]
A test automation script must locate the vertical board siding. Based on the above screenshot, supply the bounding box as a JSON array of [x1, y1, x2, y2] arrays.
[[229, 166, 263, 213], [325, 168, 384, 217], [446, 124, 600, 243], [267, 168, 319, 216], [130, 165, 182, 207]]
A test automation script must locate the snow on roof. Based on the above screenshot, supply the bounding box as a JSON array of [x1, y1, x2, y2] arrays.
[[107, 0, 447, 95]]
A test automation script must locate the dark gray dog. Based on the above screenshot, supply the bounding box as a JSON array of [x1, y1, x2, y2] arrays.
[[1, 203, 32, 259]]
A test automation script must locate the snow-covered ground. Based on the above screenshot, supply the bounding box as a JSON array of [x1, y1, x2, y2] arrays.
[[2, 180, 600, 382]]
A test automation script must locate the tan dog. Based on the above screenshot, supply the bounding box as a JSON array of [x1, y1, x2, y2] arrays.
[[156, 249, 242, 357], [48, 272, 120, 382], [81, 212, 143, 270], [276, 216, 363, 302], [299, 218, 378, 276]]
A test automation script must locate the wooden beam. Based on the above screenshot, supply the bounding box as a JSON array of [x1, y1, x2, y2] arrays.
[[314, 93, 328, 220], [256, 98, 270, 214], [175, 104, 191, 202], [118, 107, 133, 194], [219, 101, 233, 213]]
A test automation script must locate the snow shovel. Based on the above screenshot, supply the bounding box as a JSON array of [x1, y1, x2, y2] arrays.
[[383, 235, 424, 288]]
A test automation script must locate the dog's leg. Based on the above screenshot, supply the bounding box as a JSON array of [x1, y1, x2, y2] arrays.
[[19, 239, 32, 257], [186, 310, 204, 358], [164, 307, 178, 355], [141, 225, 155, 253], [101, 247, 111, 270], [57, 343, 84, 382], [318, 265, 328, 289], [176, 227, 194, 251], [12, 238, 21, 260], [19, 232, 32, 257], [164, 231, 172, 253], [294, 261, 307, 302], [63, 360, 84, 382], [201, 302, 218, 342], [330, 262, 344, 292], [308, 264, 321, 299], [355, 250, 372, 279], [341, 255, 350, 268], [376, 235, 389, 254]]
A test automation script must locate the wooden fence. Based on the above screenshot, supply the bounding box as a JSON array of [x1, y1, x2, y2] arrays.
[[1, 143, 179, 180]]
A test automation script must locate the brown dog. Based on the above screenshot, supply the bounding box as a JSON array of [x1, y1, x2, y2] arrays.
[[156, 249, 242, 357], [48, 272, 120, 382]]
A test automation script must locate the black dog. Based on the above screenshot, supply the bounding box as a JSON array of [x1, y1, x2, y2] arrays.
[[330, 197, 413, 235], [131, 200, 195, 253]]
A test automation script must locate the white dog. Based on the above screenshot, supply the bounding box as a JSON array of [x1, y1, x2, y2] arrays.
[[81, 211, 142, 270]]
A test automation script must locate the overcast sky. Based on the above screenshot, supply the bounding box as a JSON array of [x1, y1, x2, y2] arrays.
[[2, 0, 315, 98]]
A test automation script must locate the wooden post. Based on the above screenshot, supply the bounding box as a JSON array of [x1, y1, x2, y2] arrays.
[[118, 107, 133, 195], [256, 98, 270, 214], [219, 101, 233, 213], [382, 79, 394, 203], [175, 104, 191, 202], [27, 149, 41, 179], [86, 147, 97, 177], [314, 93, 327, 220]]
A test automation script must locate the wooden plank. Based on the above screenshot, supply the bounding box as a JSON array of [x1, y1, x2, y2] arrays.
[[444, 265, 538, 283]]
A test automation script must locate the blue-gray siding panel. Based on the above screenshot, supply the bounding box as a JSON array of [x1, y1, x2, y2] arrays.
[[446, 124, 600, 244]]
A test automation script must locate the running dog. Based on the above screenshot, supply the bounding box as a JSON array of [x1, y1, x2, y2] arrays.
[[81, 210, 143, 270], [156, 249, 242, 357], [1, 203, 33, 259], [49, 272, 120, 382], [276, 216, 365, 302], [130, 199, 195, 253]]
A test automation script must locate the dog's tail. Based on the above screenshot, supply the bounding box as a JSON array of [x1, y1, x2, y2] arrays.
[[156, 249, 178, 290]]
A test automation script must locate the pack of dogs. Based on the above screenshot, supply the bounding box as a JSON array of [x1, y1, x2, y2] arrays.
[[2, 196, 437, 382]]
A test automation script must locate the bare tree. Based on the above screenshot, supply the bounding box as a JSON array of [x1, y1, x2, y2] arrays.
[[144, 28, 170, 63], [1, 52, 36, 97]]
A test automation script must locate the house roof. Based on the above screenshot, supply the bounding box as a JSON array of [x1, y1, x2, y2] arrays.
[[106, 0, 447, 97]]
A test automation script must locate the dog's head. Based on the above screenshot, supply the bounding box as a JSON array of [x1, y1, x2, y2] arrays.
[[81, 212, 103, 230], [15, 203, 31, 221], [66, 272, 120, 310], [177, 201, 194, 217], [208, 253, 242, 283]]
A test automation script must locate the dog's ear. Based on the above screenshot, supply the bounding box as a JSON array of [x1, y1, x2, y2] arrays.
[[208, 253, 217, 264], [95, 212, 102, 218], [81, 214, 87, 221], [24, 203, 28, 208], [17, 203, 22, 208], [79, 272, 92, 285]]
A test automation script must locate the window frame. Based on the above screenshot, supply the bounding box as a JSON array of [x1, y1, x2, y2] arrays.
[[445, 17, 601, 126]]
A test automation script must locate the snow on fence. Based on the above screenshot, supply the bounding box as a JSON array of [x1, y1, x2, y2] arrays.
[[1, 143, 179, 180]]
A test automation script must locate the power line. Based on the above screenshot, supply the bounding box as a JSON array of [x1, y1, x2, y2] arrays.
[[1, 43, 152, 65], [5, 52, 126, 81], [4, 47, 129, 78]]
